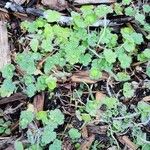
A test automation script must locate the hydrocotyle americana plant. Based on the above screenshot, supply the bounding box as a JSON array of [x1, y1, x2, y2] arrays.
[[0, 4, 149, 98], [0, 3, 150, 149]]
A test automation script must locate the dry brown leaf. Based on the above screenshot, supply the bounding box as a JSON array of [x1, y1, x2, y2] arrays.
[[143, 96, 150, 102], [71, 71, 108, 84], [33, 93, 45, 112], [118, 136, 138, 150], [41, 0, 67, 11], [80, 135, 95, 150]]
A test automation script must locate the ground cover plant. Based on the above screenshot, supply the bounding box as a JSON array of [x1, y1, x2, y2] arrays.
[[0, 0, 150, 150]]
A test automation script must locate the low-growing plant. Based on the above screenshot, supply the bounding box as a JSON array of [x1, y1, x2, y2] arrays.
[[0, 1, 149, 149], [18, 108, 64, 149]]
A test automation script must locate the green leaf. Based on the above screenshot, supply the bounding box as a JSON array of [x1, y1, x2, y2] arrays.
[[80, 5, 94, 15], [122, 0, 132, 5], [89, 67, 102, 80], [123, 39, 135, 52], [81, 113, 92, 122], [114, 3, 123, 15], [49, 139, 62, 150], [116, 72, 130, 81], [131, 33, 143, 45], [48, 109, 64, 126], [86, 100, 100, 116], [36, 75, 47, 91], [19, 111, 34, 129], [103, 49, 117, 64], [125, 6, 136, 16], [44, 10, 61, 22], [79, 53, 92, 66], [45, 76, 57, 90], [68, 128, 81, 140], [123, 82, 134, 98], [101, 97, 119, 109], [16, 53, 37, 75], [135, 13, 145, 25], [41, 39, 53, 52], [36, 111, 49, 124], [146, 66, 150, 77], [143, 4, 150, 13], [71, 12, 86, 28], [25, 84, 37, 97], [41, 125, 56, 145], [94, 5, 113, 18], [138, 101, 150, 122], [23, 75, 35, 85], [1, 64, 15, 79], [29, 39, 39, 52], [14, 141, 24, 150], [143, 49, 150, 59], [0, 79, 16, 97], [118, 53, 132, 69]]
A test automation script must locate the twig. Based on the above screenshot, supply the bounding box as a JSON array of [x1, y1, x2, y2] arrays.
[[106, 76, 112, 97], [112, 113, 140, 120]]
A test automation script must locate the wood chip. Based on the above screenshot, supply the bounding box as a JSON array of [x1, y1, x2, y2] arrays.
[[74, 0, 116, 5], [0, 21, 11, 69]]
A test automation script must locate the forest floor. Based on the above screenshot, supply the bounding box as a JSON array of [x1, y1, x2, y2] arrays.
[[0, 0, 150, 150]]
